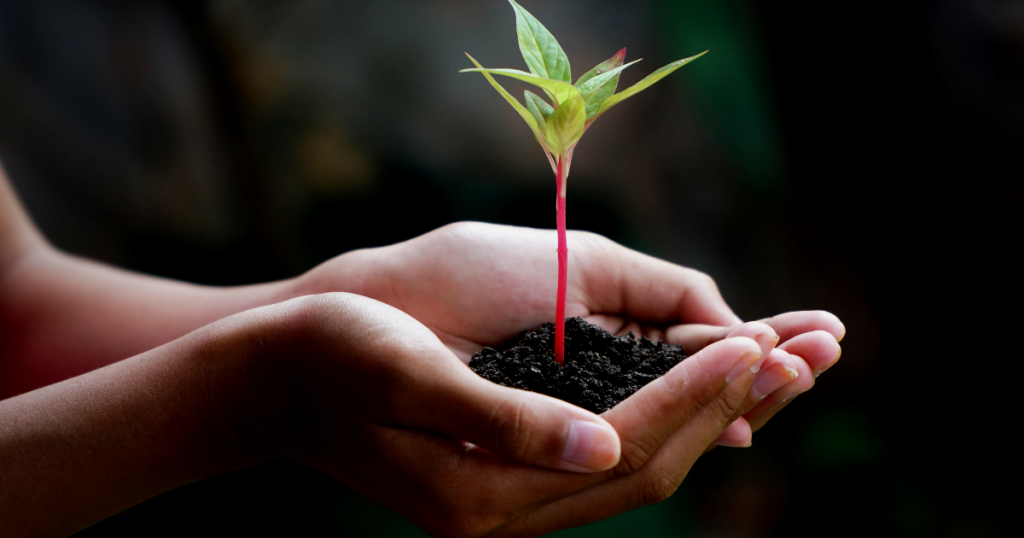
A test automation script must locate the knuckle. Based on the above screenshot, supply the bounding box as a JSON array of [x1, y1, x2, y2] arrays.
[[737, 320, 773, 337], [490, 398, 534, 461], [690, 269, 715, 285], [617, 436, 656, 476], [711, 388, 745, 423], [638, 470, 680, 506]]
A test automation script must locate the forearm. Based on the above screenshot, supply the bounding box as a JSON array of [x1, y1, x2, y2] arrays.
[[0, 244, 305, 397], [0, 315, 273, 538]]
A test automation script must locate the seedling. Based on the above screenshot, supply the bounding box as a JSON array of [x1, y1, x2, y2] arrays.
[[462, 0, 706, 365]]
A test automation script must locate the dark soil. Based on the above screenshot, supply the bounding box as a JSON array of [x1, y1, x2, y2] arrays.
[[469, 317, 688, 414]]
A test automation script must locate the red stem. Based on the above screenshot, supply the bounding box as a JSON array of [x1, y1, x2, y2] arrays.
[[554, 154, 568, 365]]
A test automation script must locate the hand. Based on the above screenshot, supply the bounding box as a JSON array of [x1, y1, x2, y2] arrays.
[[252, 293, 771, 537], [0, 289, 772, 537], [299, 222, 844, 445]]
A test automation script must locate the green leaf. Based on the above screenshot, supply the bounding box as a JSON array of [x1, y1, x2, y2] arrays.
[[461, 53, 546, 146], [459, 66, 580, 108], [544, 93, 586, 155], [574, 48, 626, 88], [577, 58, 642, 119], [524, 90, 554, 126], [590, 50, 708, 123], [508, 0, 571, 83]]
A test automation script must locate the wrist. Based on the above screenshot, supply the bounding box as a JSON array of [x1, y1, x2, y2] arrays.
[[205, 306, 309, 464]]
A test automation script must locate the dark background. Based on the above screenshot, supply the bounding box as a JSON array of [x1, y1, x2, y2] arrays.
[[1, 1, 1019, 536]]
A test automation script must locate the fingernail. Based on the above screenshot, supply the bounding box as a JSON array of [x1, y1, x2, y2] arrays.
[[726, 350, 763, 384], [813, 345, 842, 378], [751, 364, 799, 400], [561, 420, 620, 472], [750, 334, 780, 374]]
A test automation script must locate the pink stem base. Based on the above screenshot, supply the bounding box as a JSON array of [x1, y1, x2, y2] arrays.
[[554, 155, 567, 365]]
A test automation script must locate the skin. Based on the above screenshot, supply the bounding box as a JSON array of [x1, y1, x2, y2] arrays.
[[0, 163, 843, 536], [297, 222, 844, 445]]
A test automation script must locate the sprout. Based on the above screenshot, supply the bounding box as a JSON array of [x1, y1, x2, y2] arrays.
[[462, 0, 706, 365]]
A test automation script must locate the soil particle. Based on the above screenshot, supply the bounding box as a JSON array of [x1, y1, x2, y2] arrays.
[[469, 317, 688, 414]]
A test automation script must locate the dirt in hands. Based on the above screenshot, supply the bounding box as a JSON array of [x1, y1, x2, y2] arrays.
[[469, 317, 688, 414]]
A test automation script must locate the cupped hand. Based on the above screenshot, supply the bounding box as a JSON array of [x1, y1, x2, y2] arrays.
[[253, 292, 770, 537], [302, 222, 742, 360], [300, 222, 845, 442]]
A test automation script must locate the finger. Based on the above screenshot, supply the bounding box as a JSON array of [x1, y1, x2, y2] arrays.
[[580, 314, 626, 335], [712, 348, 801, 430], [750, 350, 802, 401], [616, 321, 643, 338], [412, 369, 622, 473], [579, 314, 664, 342], [713, 417, 752, 448], [742, 333, 841, 433], [602, 336, 761, 473], [723, 322, 779, 371], [664, 324, 731, 352], [759, 310, 845, 342], [665, 321, 778, 360], [643, 325, 664, 343], [350, 424, 599, 537], [576, 235, 742, 326], [779, 330, 842, 377], [746, 349, 815, 432]]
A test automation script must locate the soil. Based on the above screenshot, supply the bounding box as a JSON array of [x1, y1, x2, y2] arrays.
[[469, 317, 688, 414]]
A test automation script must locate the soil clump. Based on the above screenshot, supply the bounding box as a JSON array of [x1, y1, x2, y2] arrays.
[[469, 317, 688, 414]]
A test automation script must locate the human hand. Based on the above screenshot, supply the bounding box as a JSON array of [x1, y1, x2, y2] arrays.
[[0, 290, 759, 537], [248, 293, 770, 537], [298, 222, 844, 445]]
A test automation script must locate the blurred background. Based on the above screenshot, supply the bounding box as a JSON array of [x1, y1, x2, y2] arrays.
[[0, 0, 1019, 536]]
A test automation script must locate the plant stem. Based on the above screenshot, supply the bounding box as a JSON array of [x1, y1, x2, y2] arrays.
[[554, 153, 568, 365]]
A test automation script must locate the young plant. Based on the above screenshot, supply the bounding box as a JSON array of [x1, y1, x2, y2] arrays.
[[462, 0, 706, 365]]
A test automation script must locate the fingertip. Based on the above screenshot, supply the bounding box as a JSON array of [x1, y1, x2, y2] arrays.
[[723, 335, 763, 355], [714, 417, 753, 448], [718, 336, 763, 384], [819, 344, 842, 377], [778, 330, 841, 377], [813, 310, 846, 342], [760, 310, 845, 343], [750, 353, 800, 400], [727, 322, 779, 372]]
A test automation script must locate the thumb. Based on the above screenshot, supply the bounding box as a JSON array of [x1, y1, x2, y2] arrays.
[[414, 371, 621, 473]]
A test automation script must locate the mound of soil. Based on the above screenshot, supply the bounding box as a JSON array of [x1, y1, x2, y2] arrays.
[[469, 317, 688, 414]]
